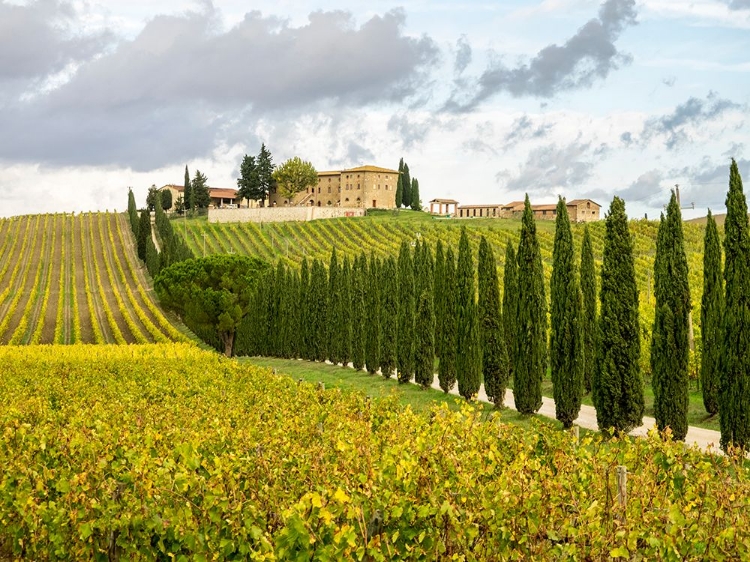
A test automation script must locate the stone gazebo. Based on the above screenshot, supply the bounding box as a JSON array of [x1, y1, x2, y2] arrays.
[[429, 198, 459, 216]]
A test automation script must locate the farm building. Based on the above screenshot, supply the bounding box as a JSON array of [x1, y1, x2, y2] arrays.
[[159, 185, 251, 210], [267, 165, 399, 209], [454, 198, 601, 222]]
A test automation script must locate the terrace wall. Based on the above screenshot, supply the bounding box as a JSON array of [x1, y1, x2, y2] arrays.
[[208, 207, 366, 224]]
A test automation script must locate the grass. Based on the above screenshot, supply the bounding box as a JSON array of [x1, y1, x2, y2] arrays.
[[239, 356, 563, 432], [540, 377, 720, 431]]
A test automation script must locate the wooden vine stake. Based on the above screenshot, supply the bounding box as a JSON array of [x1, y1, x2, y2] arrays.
[[616, 465, 628, 520]]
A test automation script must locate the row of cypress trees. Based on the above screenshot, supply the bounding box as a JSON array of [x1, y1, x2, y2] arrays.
[[238, 230, 511, 402]]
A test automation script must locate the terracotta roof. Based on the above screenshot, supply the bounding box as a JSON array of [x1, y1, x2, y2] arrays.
[[343, 165, 400, 174], [532, 204, 557, 211], [430, 198, 459, 204], [458, 204, 502, 209], [501, 201, 525, 210], [210, 188, 238, 199], [161, 184, 184, 192], [567, 199, 601, 207], [317, 171, 341, 176]]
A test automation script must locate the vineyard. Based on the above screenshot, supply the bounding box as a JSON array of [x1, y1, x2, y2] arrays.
[[0, 212, 187, 345], [175, 211, 707, 343], [1, 344, 747, 559]]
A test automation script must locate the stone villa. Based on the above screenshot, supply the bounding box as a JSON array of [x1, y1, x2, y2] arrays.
[[443, 199, 601, 222], [267, 165, 399, 209]]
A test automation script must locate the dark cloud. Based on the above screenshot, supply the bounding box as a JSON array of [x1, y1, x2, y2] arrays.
[[0, 7, 438, 170], [725, 0, 750, 9], [662, 76, 676, 87], [498, 141, 594, 193], [618, 169, 664, 202], [620, 131, 633, 145], [387, 114, 437, 149], [0, 0, 111, 83], [444, 0, 637, 111], [642, 92, 741, 149], [503, 115, 553, 149], [454, 35, 472, 75]]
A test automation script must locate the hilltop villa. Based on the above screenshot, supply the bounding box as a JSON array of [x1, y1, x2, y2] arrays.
[[267, 165, 399, 209]]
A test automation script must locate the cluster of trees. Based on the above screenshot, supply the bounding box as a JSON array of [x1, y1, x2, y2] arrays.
[[146, 185, 172, 212], [237, 231, 510, 403], [237, 144, 275, 207], [179, 167, 211, 214], [395, 158, 421, 211]]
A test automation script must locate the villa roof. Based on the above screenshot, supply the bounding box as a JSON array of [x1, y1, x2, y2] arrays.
[[567, 198, 601, 207], [343, 165, 400, 174], [430, 198, 459, 204]]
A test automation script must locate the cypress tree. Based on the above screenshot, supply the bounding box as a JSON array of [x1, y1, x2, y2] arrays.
[[415, 288, 436, 389], [439, 247, 458, 392], [310, 259, 328, 362], [502, 242, 518, 384], [514, 195, 547, 414], [277, 262, 293, 359], [365, 254, 381, 374], [700, 210, 723, 416], [183, 166, 193, 212], [651, 191, 691, 440], [550, 198, 584, 428], [456, 228, 481, 400], [380, 256, 398, 378], [434, 241, 445, 361], [327, 249, 340, 364], [397, 240, 415, 383], [580, 226, 597, 395], [402, 163, 412, 209], [720, 159, 750, 451], [127, 188, 138, 235], [478, 236, 509, 407], [137, 208, 151, 262], [339, 257, 353, 366], [299, 258, 311, 360], [410, 178, 421, 211], [351, 254, 367, 371], [593, 196, 644, 434], [396, 158, 404, 208]]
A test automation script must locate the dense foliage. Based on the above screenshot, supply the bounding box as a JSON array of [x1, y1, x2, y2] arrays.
[[651, 192, 690, 441], [580, 226, 597, 395], [550, 199, 583, 428], [593, 197, 644, 434], [700, 210, 722, 415], [1, 344, 748, 560]]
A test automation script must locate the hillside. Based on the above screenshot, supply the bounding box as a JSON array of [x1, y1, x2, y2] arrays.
[[174, 210, 707, 343], [0, 212, 187, 345]]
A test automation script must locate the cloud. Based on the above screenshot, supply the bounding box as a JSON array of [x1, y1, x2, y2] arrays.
[[444, 0, 637, 111], [641, 92, 741, 149], [726, 0, 750, 9], [0, 7, 438, 171], [503, 115, 554, 149], [387, 114, 438, 149], [0, 0, 111, 84], [497, 141, 595, 194], [454, 35, 472, 75]]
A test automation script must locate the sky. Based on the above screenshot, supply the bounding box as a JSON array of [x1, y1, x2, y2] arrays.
[[0, 0, 748, 219]]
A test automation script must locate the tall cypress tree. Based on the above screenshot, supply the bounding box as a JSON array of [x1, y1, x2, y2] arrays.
[[651, 192, 691, 440], [127, 188, 138, 235], [380, 256, 398, 378], [183, 166, 193, 212], [478, 237, 509, 407], [396, 158, 404, 208], [439, 247, 458, 392], [351, 254, 367, 371], [310, 259, 328, 362], [701, 210, 723, 416], [299, 258, 311, 360], [402, 163, 412, 209], [137, 208, 151, 262], [339, 257, 353, 366], [326, 249, 340, 364], [415, 288, 436, 389], [434, 241, 445, 361], [550, 198, 584, 428], [593, 196, 644, 434], [365, 254, 381, 374], [580, 226, 597, 395], [456, 229, 481, 400], [502, 242, 518, 385], [410, 178, 421, 211], [514, 196, 547, 414], [397, 240, 415, 383], [720, 159, 750, 451]]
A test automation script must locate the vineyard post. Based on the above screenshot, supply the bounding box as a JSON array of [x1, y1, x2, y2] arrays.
[[616, 465, 628, 517]]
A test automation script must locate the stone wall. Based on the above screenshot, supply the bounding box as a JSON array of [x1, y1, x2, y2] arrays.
[[208, 206, 366, 224]]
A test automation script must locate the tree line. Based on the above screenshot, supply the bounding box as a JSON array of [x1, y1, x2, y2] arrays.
[[395, 158, 422, 211]]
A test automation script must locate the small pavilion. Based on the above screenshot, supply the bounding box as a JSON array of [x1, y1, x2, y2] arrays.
[[429, 198, 459, 216]]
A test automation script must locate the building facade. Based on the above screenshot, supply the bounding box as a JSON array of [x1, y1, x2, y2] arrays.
[[455, 198, 601, 222], [159, 184, 249, 210], [267, 165, 399, 209]]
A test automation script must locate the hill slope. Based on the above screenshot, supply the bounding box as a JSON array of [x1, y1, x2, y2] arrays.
[[0, 212, 187, 345]]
